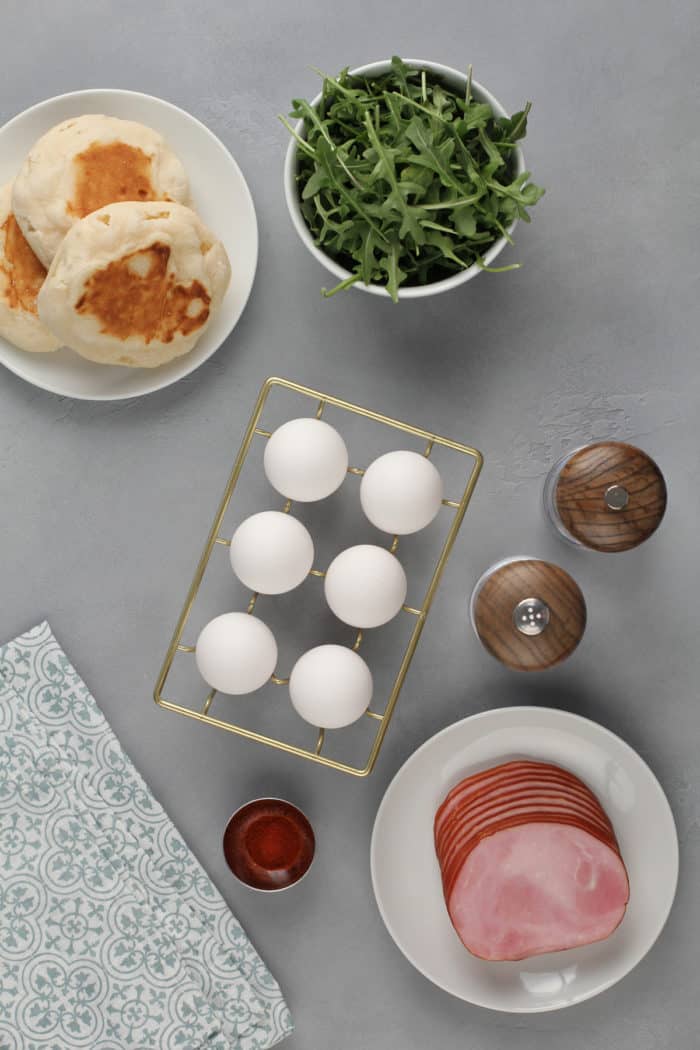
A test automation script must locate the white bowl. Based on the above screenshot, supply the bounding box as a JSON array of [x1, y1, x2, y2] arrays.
[[283, 59, 525, 300], [371, 706, 678, 1012], [0, 89, 258, 400]]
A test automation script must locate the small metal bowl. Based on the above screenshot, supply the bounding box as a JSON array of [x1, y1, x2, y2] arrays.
[[223, 798, 315, 892]]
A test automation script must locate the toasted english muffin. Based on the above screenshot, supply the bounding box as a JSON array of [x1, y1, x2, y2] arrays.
[[12, 114, 189, 267], [38, 201, 230, 368], [0, 182, 61, 353]]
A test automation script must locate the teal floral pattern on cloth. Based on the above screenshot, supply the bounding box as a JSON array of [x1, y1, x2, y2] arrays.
[[0, 622, 293, 1050]]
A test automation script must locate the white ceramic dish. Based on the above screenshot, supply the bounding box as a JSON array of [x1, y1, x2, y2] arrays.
[[283, 59, 525, 300], [371, 706, 678, 1012], [0, 89, 258, 400]]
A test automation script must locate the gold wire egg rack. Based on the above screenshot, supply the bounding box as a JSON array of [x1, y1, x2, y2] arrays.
[[154, 376, 483, 776]]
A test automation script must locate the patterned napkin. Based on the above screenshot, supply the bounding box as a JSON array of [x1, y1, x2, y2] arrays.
[[0, 622, 293, 1050]]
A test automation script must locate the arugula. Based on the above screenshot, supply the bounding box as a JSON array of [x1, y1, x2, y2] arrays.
[[281, 57, 544, 302]]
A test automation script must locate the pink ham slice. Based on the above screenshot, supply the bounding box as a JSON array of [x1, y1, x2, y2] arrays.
[[434, 761, 630, 960], [440, 805, 616, 898], [435, 765, 613, 854], [446, 822, 630, 961], [438, 795, 612, 862], [436, 778, 615, 889], [435, 760, 603, 832], [438, 782, 613, 851], [436, 779, 614, 854]]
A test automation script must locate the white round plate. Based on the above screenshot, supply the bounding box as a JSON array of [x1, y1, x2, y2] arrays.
[[0, 89, 258, 399], [371, 707, 678, 1013]]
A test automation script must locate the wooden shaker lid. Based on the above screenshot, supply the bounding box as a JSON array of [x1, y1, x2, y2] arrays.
[[472, 559, 586, 672], [554, 441, 667, 553]]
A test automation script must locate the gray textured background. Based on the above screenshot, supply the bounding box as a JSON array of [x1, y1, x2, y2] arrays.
[[1, 0, 698, 1046]]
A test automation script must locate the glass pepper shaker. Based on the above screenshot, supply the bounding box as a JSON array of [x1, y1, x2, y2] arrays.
[[544, 441, 667, 553], [470, 557, 587, 672]]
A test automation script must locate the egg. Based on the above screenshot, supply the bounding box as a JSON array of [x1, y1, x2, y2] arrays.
[[289, 645, 373, 728], [264, 417, 349, 502], [195, 612, 278, 694], [360, 450, 444, 535], [324, 544, 407, 628], [230, 511, 314, 594]]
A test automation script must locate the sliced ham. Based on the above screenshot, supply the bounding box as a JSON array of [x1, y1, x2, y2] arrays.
[[435, 759, 571, 812], [434, 761, 629, 960], [438, 794, 612, 857], [439, 806, 617, 898], [436, 766, 608, 824], [436, 779, 613, 850], [440, 811, 618, 901], [436, 773, 614, 874], [435, 760, 603, 832], [446, 822, 629, 961]]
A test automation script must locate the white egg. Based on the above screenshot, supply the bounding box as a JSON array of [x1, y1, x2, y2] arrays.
[[264, 417, 349, 502], [360, 450, 444, 535], [289, 645, 373, 728], [195, 612, 278, 695], [324, 544, 407, 628], [230, 511, 314, 594]]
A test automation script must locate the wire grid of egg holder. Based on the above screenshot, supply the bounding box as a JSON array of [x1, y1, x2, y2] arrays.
[[154, 376, 483, 776]]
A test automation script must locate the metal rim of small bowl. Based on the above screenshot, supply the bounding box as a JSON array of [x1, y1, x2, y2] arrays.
[[222, 796, 315, 893], [283, 58, 526, 300]]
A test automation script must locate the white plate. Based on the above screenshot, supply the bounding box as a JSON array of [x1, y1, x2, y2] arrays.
[[0, 89, 258, 400], [371, 707, 678, 1013]]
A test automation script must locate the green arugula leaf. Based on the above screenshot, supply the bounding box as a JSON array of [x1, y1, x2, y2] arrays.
[[380, 237, 407, 302], [453, 204, 477, 237], [282, 60, 544, 299]]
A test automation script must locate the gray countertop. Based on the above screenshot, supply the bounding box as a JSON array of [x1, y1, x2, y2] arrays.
[[1, 1, 698, 1047]]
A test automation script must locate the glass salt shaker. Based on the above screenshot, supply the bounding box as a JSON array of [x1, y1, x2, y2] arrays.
[[470, 557, 587, 672], [544, 441, 667, 553]]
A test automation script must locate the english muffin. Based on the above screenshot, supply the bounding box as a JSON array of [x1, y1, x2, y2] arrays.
[[38, 201, 231, 368], [12, 114, 189, 267], [0, 182, 61, 353]]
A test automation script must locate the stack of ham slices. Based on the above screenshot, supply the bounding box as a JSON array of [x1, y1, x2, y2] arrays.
[[434, 760, 630, 961]]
